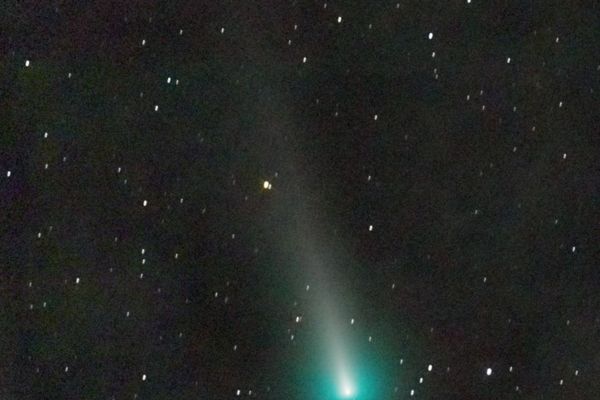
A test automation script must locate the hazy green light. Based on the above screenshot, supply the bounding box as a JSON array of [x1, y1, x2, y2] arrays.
[[340, 384, 355, 398], [338, 373, 356, 398]]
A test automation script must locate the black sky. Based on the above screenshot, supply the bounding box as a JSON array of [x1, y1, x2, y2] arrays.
[[2, 1, 599, 399]]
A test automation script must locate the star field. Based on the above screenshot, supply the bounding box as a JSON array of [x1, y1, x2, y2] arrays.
[[2, 1, 599, 399]]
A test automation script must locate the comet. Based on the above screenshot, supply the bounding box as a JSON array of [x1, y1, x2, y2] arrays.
[[294, 225, 359, 399]]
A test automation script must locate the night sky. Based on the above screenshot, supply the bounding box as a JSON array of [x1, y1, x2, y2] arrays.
[[2, 1, 599, 399]]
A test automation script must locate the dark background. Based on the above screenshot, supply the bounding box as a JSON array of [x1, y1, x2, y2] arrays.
[[1, 1, 599, 399]]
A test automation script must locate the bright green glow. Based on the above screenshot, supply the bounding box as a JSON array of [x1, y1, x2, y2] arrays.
[[328, 328, 357, 399], [300, 343, 393, 400], [291, 245, 395, 400], [340, 381, 355, 398], [313, 331, 395, 400], [338, 369, 356, 398]]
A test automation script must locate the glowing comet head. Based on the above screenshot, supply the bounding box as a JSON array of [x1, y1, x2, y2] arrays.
[[340, 383, 355, 398], [338, 372, 356, 398]]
